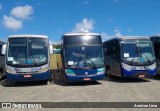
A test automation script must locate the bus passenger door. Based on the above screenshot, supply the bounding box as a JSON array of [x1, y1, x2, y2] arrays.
[[111, 46, 121, 77], [154, 41, 160, 74]]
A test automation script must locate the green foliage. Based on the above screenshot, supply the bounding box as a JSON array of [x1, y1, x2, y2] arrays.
[[52, 44, 61, 49]]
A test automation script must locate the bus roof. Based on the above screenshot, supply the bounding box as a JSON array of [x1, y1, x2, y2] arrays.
[[63, 32, 100, 36], [8, 34, 48, 39], [150, 35, 160, 38], [62, 32, 102, 46], [115, 36, 149, 39], [104, 36, 150, 42]]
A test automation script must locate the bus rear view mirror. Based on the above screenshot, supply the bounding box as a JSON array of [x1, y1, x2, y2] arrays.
[[49, 45, 53, 54], [1, 44, 6, 55]]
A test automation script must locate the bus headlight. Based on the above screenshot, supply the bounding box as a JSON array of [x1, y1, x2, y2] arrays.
[[39, 67, 49, 73], [148, 63, 156, 70], [65, 69, 76, 75], [97, 67, 105, 74], [121, 63, 132, 71], [6, 68, 16, 74]]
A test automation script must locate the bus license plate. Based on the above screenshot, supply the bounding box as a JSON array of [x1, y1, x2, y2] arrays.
[[135, 67, 145, 70], [24, 75, 32, 78], [138, 74, 145, 78], [83, 78, 90, 81]]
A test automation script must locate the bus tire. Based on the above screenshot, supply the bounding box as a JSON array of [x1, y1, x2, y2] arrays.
[[106, 67, 112, 78], [0, 67, 3, 79], [49, 70, 55, 85]]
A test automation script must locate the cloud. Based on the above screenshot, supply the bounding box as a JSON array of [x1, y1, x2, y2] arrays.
[[83, 1, 89, 5], [114, 29, 122, 37], [2, 5, 34, 31], [73, 18, 95, 32], [128, 28, 132, 32], [49, 40, 60, 45], [0, 4, 2, 10], [101, 32, 110, 41], [10, 5, 33, 20], [49, 40, 55, 45], [105, 18, 113, 23], [114, 0, 119, 2], [35, 3, 42, 6], [2, 15, 23, 31]]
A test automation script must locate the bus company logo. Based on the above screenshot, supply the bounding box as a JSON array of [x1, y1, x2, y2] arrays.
[[2, 103, 12, 108], [31, 67, 42, 72], [85, 72, 88, 76]]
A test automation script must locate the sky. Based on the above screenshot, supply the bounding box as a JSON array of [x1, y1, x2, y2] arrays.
[[0, 0, 160, 43]]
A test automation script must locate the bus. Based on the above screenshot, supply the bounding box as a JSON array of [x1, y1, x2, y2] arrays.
[[53, 48, 61, 54], [150, 35, 160, 76], [1, 35, 53, 82], [0, 40, 6, 79], [60, 32, 105, 82], [103, 36, 156, 78]]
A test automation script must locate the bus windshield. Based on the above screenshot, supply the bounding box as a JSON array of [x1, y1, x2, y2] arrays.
[[121, 41, 155, 64], [7, 38, 48, 66], [65, 46, 104, 68]]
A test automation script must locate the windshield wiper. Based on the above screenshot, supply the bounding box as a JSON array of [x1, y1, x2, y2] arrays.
[[130, 57, 136, 65], [76, 56, 84, 68], [86, 56, 97, 68], [139, 47, 151, 64], [141, 54, 151, 63], [30, 52, 37, 66]]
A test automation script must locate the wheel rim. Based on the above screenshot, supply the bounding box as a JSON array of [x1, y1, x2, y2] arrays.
[[106, 68, 111, 76]]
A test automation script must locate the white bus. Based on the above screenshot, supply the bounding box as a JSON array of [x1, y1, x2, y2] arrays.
[[1, 35, 53, 82], [103, 36, 156, 78]]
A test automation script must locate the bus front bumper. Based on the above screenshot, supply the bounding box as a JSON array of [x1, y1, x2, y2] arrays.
[[64, 74, 105, 83], [6, 70, 50, 82], [122, 69, 156, 78]]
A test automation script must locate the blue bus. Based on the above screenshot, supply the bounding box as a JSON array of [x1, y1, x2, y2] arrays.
[[53, 48, 61, 54], [1, 35, 53, 82], [150, 35, 160, 76], [103, 36, 156, 78], [0, 40, 6, 79], [60, 32, 105, 82]]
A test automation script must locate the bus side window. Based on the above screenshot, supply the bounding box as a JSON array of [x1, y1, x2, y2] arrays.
[[113, 47, 115, 58], [0, 44, 2, 56], [155, 41, 160, 59], [106, 44, 112, 57], [105, 46, 108, 56]]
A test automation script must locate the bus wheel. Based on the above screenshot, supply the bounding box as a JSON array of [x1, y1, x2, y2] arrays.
[[106, 67, 112, 78], [0, 67, 3, 79]]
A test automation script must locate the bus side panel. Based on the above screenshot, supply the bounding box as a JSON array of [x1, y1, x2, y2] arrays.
[[109, 44, 121, 77], [110, 58, 121, 77], [156, 59, 160, 75], [0, 56, 5, 76], [0, 43, 5, 78]]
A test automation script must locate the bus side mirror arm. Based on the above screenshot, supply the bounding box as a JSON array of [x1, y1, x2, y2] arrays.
[[1, 44, 6, 55]]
